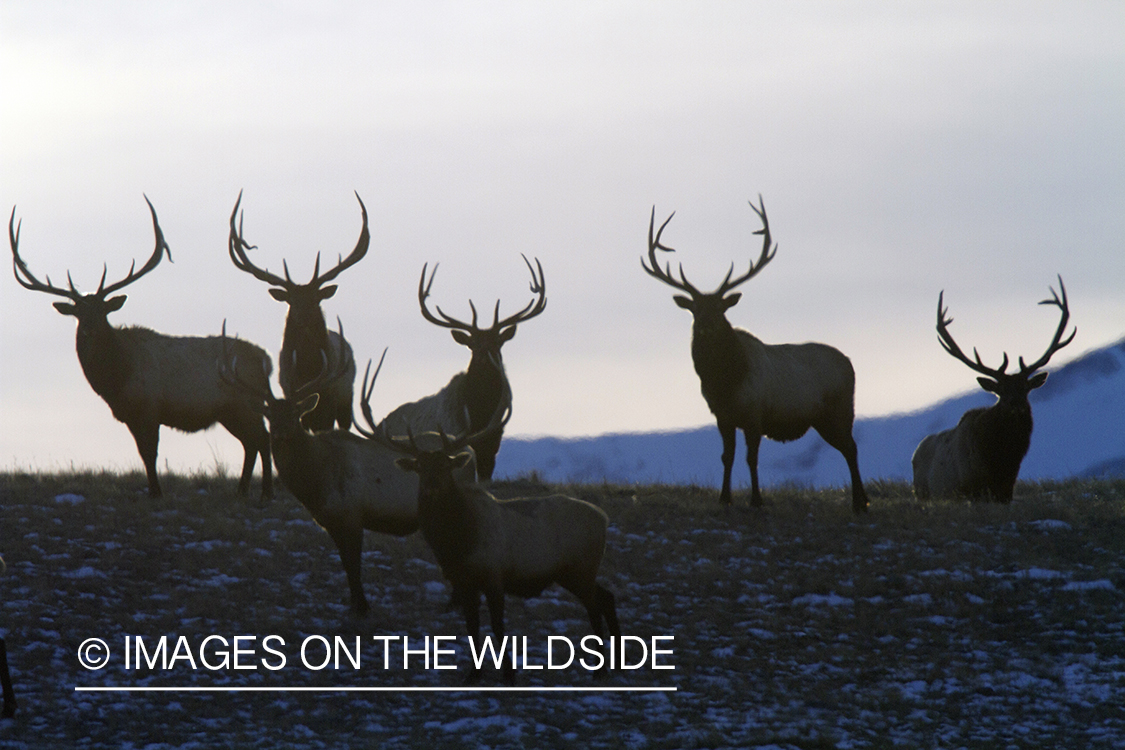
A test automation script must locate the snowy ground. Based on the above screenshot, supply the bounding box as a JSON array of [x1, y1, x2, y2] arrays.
[[1, 473, 1123, 748]]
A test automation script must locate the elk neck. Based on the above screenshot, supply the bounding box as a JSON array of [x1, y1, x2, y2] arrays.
[[268, 420, 330, 512], [280, 305, 331, 386], [689, 311, 750, 411], [417, 464, 479, 574], [974, 392, 1035, 466], [74, 318, 133, 401], [463, 349, 507, 430]]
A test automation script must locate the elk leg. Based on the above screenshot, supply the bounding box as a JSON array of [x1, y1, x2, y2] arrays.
[[718, 422, 738, 505], [328, 526, 368, 617], [815, 425, 869, 514], [459, 588, 483, 684], [484, 588, 512, 685], [743, 430, 763, 507], [0, 637, 14, 718], [128, 421, 162, 498]]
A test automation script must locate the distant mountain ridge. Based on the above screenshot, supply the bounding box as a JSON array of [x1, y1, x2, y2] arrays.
[[497, 337, 1125, 488]]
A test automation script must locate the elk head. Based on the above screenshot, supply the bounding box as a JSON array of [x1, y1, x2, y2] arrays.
[[10, 197, 172, 337], [417, 254, 546, 363], [228, 191, 369, 377], [935, 276, 1076, 410], [641, 195, 776, 340]]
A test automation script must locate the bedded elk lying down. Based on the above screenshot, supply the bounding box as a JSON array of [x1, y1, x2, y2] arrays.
[[10, 199, 273, 501], [220, 328, 476, 617], [642, 196, 868, 513], [377, 375, 620, 684], [378, 255, 546, 481], [228, 191, 368, 432], [912, 277, 1075, 501]]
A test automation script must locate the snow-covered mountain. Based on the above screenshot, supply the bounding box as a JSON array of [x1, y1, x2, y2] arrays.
[[497, 337, 1125, 488]]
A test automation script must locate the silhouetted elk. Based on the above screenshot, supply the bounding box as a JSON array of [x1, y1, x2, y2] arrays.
[[642, 196, 868, 513], [378, 255, 546, 481], [377, 374, 619, 684], [228, 192, 368, 431], [220, 326, 472, 617], [912, 277, 1075, 501], [10, 198, 272, 500]]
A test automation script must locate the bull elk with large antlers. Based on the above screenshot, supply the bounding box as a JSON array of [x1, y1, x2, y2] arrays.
[[228, 192, 368, 432], [912, 278, 1075, 501], [10, 198, 273, 501], [378, 255, 546, 481], [642, 196, 868, 513], [377, 375, 619, 684]]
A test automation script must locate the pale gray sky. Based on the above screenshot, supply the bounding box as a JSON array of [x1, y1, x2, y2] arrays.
[[2, 1, 1123, 475]]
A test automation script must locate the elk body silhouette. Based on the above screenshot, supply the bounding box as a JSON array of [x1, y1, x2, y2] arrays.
[[378, 380, 619, 685], [10, 199, 273, 501], [912, 278, 1075, 501], [228, 192, 368, 432], [642, 197, 868, 513], [378, 256, 546, 481]]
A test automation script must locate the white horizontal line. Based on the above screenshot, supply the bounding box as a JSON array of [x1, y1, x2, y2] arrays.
[[75, 686, 676, 693]]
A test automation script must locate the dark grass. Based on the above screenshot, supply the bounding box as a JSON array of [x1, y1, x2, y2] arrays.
[[1, 471, 1124, 748]]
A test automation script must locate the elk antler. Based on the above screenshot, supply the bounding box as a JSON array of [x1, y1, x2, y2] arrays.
[[1018, 275, 1076, 374], [418, 255, 547, 334], [641, 195, 777, 298], [354, 347, 390, 440], [11, 197, 171, 300], [228, 191, 370, 290], [935, 291, 1011, 378]]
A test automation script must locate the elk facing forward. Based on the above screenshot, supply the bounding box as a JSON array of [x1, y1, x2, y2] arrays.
[[912, 278, 1075, 501], [378, 255, 546, 481], [10, 199, 272, 501], [228, 192, 368, 431], [642, 197, 868, 513], [379, 381, 620, 684]]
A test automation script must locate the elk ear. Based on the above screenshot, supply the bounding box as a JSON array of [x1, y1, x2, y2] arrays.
[[721, 293, 742, 311], [1028, 371, 1049, 390], [499, 326, 517, 344], [268, 288, 289, 302], [105, 295, 127, 312], [451, 330, 473, 347], [319, 285, 338, 300], [977, 377, 999, 393], [673, 295, 694, 311], [395, 457, 419, 473], [53, 301, 78, 316]]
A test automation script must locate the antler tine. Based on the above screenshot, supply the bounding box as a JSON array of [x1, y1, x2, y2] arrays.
[[1019, 275, 1077, 373], [934, 290, 1009, 378], [228, 192, 290, 288], [493, 254, 548, 330], [309, 192, 370, 286], [77, 196, 171, 298], [355, 347, 389, 439], [9, 208, 79, 299], [717, 195, 777, 295], [641, 207, 700, 296], [417, 262, 479, 331]]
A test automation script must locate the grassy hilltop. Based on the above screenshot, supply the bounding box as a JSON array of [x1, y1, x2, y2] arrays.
[[1, 472, 1123, 748]]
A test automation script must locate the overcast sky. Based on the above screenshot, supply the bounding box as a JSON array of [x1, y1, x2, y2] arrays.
[[2, 2, 1123, 476]]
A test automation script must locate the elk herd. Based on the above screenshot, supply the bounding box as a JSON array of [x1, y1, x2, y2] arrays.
[[6, 192, 1076, 686]]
